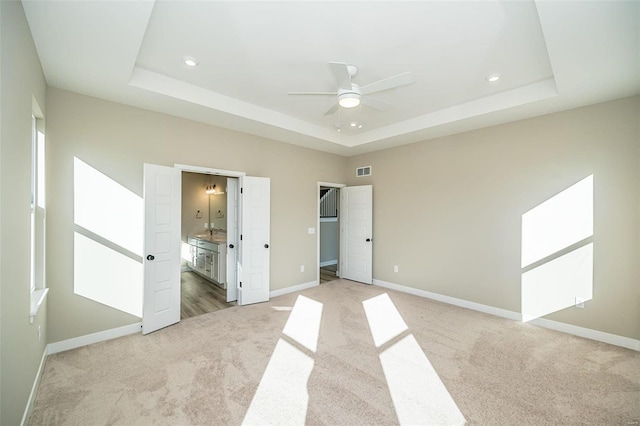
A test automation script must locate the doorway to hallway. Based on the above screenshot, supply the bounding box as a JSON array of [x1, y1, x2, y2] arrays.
[[319, 185, 340, 284]]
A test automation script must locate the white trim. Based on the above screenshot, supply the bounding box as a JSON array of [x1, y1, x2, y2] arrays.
[[318, 182, 346, 188], [270, 280, 318, 298], [174, 163, 246, 177], [373, 279, 521, 321], [20, 348, 47, 426], [528, 317, 640, 351], [47, 322, 142, 355], [29, 287, 49, 324], [320, 217, 338, 223], [373, 279, 640, 351], [320, 260, 338, 267]]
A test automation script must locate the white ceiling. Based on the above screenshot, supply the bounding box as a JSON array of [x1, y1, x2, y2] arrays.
[[22, 1, 639, 156]]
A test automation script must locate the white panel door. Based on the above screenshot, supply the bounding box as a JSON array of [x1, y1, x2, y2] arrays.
[[142, 164, 181, 334], [238, 176, 270, 305], [340, 185, 373, 284], [226, 177, 239, 302]]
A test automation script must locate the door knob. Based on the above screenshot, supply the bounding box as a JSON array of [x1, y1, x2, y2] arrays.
[[264, 244, 269, 249], [228, 243, 235, 249], [146, 255, 155, 261], [365, 238, 371, 242]]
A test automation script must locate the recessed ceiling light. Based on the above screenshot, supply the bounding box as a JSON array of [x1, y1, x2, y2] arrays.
[[358, 124, 363, 129], [183, 56, 199, 67], [350, 122, 357, 127], [486, 73, 501, 83]]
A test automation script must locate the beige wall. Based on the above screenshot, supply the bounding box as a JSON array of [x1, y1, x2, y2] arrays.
[[347, 96, 640, 340], [46, 87, 348, 343], [0, 1, 48, 424]]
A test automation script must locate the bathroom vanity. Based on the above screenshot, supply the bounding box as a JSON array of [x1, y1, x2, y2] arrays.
[[186, 233, 227, 288]]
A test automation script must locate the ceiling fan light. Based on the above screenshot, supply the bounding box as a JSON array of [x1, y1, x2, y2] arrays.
[[338, 93, 360, 108]]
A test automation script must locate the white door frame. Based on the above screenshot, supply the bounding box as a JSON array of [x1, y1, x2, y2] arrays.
[[317, 182, 346, 284], [174, 164, 246, 178]]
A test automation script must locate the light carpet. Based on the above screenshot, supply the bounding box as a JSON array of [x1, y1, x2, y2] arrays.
[[28, 280, 640, 425]]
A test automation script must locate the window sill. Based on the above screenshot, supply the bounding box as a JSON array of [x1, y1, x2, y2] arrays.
[[30, 288, 49, 324]]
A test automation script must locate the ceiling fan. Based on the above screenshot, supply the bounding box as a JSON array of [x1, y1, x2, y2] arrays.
[[288, 62, 415, 115]]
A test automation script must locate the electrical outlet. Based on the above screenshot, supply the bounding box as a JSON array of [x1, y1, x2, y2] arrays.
[[575, 297, 585, 308], [300, 265, 305, 272], [394, 265, 399, 273], [204, 223, 209, 229]]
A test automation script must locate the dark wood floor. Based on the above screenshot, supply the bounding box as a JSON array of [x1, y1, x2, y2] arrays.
[[320, 264, 338, 284], [181, 271, 235, 319]]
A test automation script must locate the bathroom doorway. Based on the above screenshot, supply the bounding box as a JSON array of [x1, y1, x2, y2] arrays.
[[180, 171, 236, 319]]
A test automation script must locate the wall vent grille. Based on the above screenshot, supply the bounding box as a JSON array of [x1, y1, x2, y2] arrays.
[[356, 166, 372, 177]]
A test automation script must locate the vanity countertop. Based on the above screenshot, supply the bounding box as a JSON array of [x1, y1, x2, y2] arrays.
[[192, 232, 227, 244]]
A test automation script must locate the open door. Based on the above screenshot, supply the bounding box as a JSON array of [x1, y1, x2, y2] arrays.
[[340, 185, 373, 284], [142, 164, 181, 334], [238, 176, 270, 305], [226, 177, 239, 302]]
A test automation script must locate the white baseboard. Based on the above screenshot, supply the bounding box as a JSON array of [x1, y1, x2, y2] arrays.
[[270, 280, 318, 298], [20, 347, 48, 426], [373, 279, 521, 321], [319, 260, 338, 267], [372, 279, 640, 351], [528, 317, 640, 351], [47, 322, 142, 355]]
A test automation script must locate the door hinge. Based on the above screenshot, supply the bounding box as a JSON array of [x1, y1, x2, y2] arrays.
[[239, 281, 242, 288], [241, 187, 243, 194], [240, 234, 243, 241]]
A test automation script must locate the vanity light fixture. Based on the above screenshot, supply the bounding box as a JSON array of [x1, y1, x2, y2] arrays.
[[183, 56, 199, 67], [486, 73, 501, 83]]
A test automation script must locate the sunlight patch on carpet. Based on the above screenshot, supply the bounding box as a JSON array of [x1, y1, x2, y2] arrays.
[[363, 293, 466, 426], [283, 295, 323, 352], [362, 293, 408, 347], [243, 295, 323, 425]]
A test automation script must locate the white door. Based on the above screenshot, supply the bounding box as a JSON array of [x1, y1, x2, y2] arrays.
[[340, 185, 373, 284], [142, 164, 181, 334], [238, 176, 270, 305], [226, 177, 239, 302]]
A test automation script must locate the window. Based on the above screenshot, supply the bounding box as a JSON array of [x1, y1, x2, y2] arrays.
[[30, 113, 48, 322]]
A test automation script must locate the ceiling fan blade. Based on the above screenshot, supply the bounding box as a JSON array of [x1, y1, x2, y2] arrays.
[[324, 103, 339, 116], [288, 91, 336, 96], [360, 72, 414, 95], [362, 96, 391, 111], [329, 62, 352, 91]]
